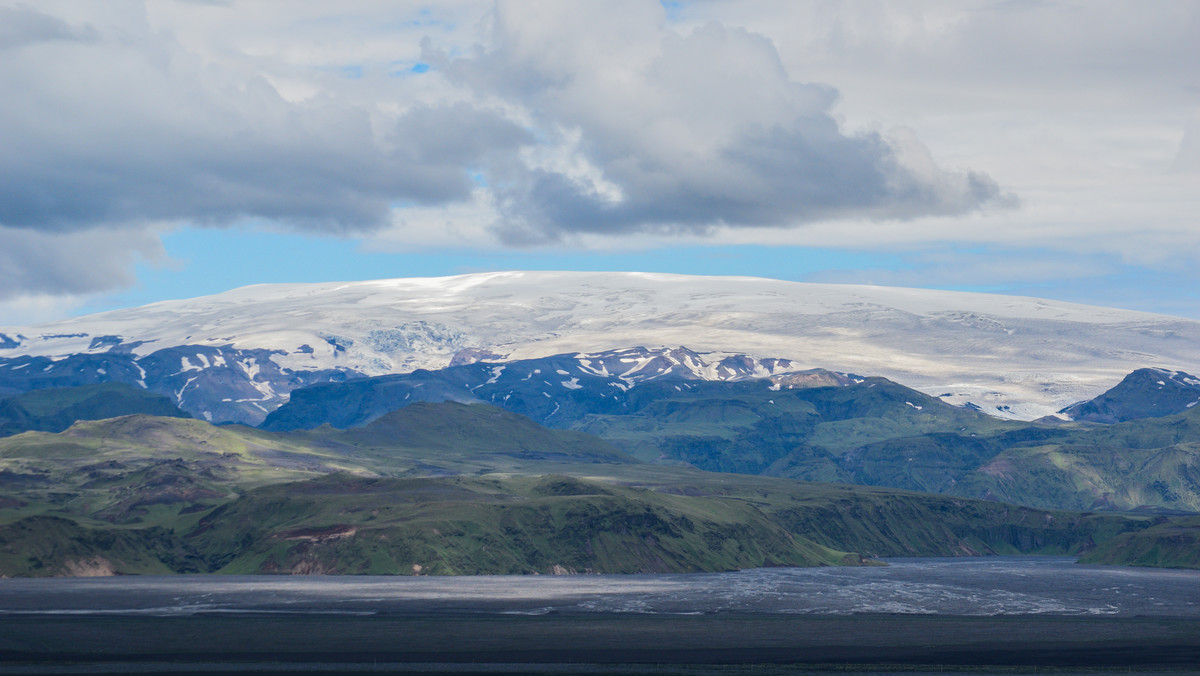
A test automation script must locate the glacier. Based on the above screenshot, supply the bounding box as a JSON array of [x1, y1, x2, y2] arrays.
[[2, 271, 1199, 424]]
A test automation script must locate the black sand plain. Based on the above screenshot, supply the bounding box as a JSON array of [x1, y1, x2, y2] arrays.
[[1, 612, 1199, 675]]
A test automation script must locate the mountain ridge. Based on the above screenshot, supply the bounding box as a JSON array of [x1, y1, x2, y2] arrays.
[[0, 404, 1156, 576], [1060, 367, 1200, 423], [4, 272, 1199, 424]]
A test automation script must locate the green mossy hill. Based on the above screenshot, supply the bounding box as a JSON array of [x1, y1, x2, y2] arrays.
[[1060, 368, 1200, 423], [0, 403, 1164, 576], [961, 405, 1200, 512], [0, 415, 371, 528], [0, 383, 188, 437], [766, 484, 1143, 559], [0, 474, 861, 576], [575, 377, 1013, 475], [598, 377, 1200, 513], [184, 474, 853, 575], [1078, 515, 1200, 569], [320, 401, 634, 464], [0, 515, 179, 577], [268, 367, 1200, 514]]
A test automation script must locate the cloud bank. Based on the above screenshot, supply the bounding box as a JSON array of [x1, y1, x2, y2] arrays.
[[438, 4, 1007, 243], [0, 0, 1004, 299]]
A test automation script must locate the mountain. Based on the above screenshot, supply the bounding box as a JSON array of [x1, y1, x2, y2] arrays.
[[961, 404, 1200, 511], [264, 359, 1200, 513], [4, 272, 1200, 424], [0, 403, 635, 527], [263, 353, 1011, 474], [1059, 368, 1200, 423], [0, 405, 1158, 576], [0, 383, 188, 437], [262, 346, 859, 432], [178, 474, 854, 576], [322, 401, 633, 464], [0, 346, 349, 425], [1078, 515, 1200, 568]]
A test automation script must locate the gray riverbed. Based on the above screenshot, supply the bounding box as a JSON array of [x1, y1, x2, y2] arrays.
[[1, 556, 1196, 618]]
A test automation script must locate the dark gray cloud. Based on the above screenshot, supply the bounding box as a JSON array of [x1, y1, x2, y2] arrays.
[[0, 4, 94, 51], [0, 8, 527, 236], [439, 11, 1011, 243], [0, 1, 1014, 300], [0, 225, 162, 298]]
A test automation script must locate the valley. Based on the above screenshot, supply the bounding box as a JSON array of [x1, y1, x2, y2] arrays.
[[0, 275, 1197, 576], [0, 397, 1171, 577]]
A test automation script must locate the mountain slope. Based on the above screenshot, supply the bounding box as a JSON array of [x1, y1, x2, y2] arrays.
[[262, 358, 1021, 486], [322, 401, 634, 465], [1060, 368, 1200, 423], [961, 405, 1200, 511], [0, 383, 189, 437], [5, 271, 1200, 423], [265, 361, 1200, 513], [1078, 515, 1200, 568], [183, 474, 855, 575], [262, 346, 859, 432], [0, 403, 638, 528], [0, 405, 1161, 575]]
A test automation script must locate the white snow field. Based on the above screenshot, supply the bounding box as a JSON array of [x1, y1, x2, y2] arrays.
[[3, 271, 1199, 420]]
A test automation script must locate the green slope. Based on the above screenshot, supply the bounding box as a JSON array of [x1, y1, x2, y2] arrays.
[[582, 376, 1200, 514], [0, 383, 188, 437], [263, 363, 1200, 514], [1078, 516, 1200, 568], [960, 407, 1200, 511], [0, 403, 633, 528], [0, 404, 1165, 576], [575, 377, 1015, 476], [0, 414, 371, 527], [184, 474, 855, 575], [306, 400, 635, 468], [0, 515, 182, 577]]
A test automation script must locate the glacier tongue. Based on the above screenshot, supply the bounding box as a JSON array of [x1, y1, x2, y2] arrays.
[[2, 271, 1199, 424]]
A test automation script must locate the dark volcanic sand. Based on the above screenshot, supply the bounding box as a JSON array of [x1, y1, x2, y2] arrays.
[[1, 614, 1198, 674]]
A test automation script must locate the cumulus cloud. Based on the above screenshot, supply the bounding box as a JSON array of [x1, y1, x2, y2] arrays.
[[0, 225, 165, 298], [437, 4, 1007, 242], [0, 4, 527, 235], [0, 0, 1011, 299], [0, 1, 532, 297], [0, 4, 94, 50]]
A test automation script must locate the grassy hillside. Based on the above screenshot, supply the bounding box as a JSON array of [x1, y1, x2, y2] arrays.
[[183, 474, 855, 575], [0, 414, 370, 528], [574, 380, 1200, 514], [1078, 516, 1200, 568], [0, 515, 181, 577], [306, 401, 634, 468], [0, 404, 1171, 576], [574, 378, 1015, 472], [3, 465, 1149, 577], [0, 383, 188, 437], [0, 403, 637, 529], [960, 407, 1200, 511]]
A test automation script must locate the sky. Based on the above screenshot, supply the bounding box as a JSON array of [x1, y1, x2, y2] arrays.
[[1, 0, 1198, 324]]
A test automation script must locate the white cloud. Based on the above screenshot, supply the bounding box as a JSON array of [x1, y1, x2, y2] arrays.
[[2, 0, 1197, 309], [0, 224, 166, 300], [364, 188, 500, 251], [433, 3, 1004, 242], [0, 294, 92, 327]]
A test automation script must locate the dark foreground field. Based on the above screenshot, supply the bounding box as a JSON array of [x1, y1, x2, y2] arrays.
[[1, 613, 1199, 675]]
